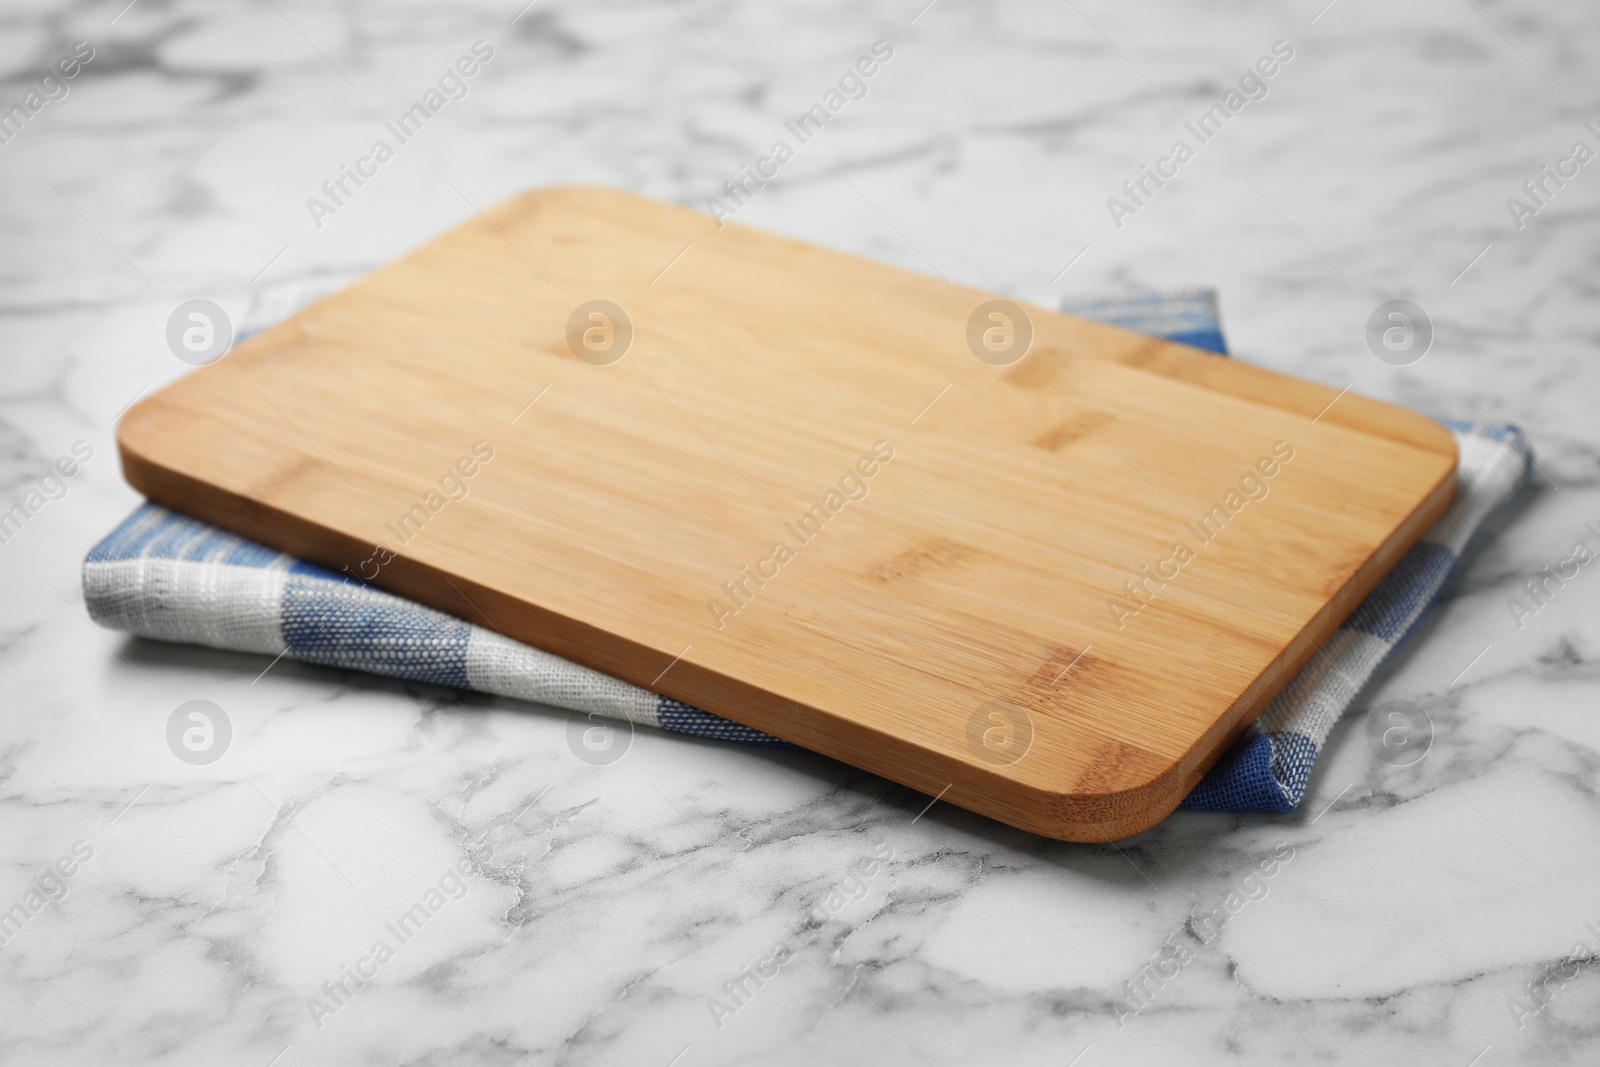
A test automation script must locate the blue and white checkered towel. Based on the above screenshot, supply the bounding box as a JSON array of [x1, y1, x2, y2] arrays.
[[84, 289, 1531, 815]]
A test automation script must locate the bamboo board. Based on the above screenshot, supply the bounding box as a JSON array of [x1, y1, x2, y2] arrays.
[[118, 186, 1457, 841]]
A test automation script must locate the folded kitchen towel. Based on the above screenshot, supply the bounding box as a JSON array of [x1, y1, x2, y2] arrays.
[[83, 288, 1532, 815]]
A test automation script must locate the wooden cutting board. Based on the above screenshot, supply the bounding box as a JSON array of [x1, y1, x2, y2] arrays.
[[118, 186, 1456, 841]]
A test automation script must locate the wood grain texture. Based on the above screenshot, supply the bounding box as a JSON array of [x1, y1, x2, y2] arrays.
[[117, 186, 1458, 841]]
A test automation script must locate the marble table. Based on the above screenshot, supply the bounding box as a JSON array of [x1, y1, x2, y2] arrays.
[[2, 0, 1597, 1063]]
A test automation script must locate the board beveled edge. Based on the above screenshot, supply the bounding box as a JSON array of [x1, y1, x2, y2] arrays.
[[115, 394, 1458, 844]]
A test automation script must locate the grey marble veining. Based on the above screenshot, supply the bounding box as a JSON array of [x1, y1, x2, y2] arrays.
[[2, 0, 1599, 1064]]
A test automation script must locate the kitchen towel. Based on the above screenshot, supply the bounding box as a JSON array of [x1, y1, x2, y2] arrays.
[[83, 288, 1532, 815]]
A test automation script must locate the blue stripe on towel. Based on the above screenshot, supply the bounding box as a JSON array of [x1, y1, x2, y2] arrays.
[[281, 575, 474, 688], [656, 697, 796, 746]]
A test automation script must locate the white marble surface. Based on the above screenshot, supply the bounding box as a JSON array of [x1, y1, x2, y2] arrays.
[[3, 0, 1599, 1064]]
